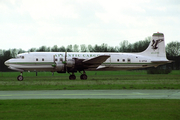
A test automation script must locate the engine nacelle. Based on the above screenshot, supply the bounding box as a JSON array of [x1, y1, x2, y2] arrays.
[[66, 58, 86, 72], [56, 62, 66, 73], [55, 58, 86, 73], [66, 59, 75, 67]]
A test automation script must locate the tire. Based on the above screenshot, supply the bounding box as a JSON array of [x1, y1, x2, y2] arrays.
[[17, 75, 23, 81], [80, 74, 87, 80], [69, 75, 76, 80]]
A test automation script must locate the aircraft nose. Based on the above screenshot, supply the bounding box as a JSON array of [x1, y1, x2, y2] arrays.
[[4, 60, 9, 66]]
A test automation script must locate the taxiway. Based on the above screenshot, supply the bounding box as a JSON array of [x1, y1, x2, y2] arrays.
[[0, 90, 180, 99]]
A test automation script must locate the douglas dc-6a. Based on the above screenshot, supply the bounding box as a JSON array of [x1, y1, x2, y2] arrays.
[[5, 32, 171, 81]]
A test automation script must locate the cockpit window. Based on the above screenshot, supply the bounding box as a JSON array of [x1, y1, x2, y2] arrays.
[[15, 56, 24, 59]]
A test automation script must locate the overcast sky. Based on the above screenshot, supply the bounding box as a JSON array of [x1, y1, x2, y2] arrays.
[[0, 0, 180, 51]]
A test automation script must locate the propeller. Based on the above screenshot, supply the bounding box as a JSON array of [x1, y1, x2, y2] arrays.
[[52, 55, 56, 67], [64, 51, 67, 71], [52, 52, 68, 73], [62, 51, 67, 64]]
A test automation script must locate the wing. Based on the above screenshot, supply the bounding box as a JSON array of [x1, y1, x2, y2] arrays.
[[83, 55, 110, 68]]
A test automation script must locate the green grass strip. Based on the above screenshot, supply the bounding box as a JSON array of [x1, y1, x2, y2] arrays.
[[0, 71, 180, 90], [0, 99, 179, 120]]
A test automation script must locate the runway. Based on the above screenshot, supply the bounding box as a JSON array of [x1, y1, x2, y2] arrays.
[[0, 90, 180, 100]]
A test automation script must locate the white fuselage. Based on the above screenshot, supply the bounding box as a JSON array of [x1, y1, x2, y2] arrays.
[[4, 52, 166, 72], [4, 32, 171, 80]]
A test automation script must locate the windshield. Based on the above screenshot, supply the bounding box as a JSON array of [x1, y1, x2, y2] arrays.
[[15, 55, 24, 59]]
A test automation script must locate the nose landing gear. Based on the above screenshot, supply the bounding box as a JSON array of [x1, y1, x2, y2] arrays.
[[17, 72, 23, 81]]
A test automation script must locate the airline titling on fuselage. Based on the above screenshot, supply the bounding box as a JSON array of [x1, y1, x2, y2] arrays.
[[4, 32, 171, 81]]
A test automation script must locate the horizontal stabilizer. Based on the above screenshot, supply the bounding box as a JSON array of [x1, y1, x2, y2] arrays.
[[151, 61, 172, 63]]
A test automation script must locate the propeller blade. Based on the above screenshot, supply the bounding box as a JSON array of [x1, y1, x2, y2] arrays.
[[53, 55, 55, 63], [65, 51, 67, 63], [64, 51, 67, 72], [62, 51, 67, 64], [52, 55, 56, 67]]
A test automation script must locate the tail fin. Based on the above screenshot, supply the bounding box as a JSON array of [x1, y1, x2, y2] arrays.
[[140, 32, 166, 58]]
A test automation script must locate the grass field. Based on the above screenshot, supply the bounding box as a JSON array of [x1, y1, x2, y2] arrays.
[[0, 71, 180, 119], [0, 70, 180, 90], [0, 99, 180, 120]]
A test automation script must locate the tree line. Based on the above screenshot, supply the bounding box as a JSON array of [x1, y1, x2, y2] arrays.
[[0, 37, 180, 71]]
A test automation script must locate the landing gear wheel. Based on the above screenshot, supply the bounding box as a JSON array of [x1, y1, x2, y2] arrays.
[[69, 75, 76, 80], [80, 74, 87, 80], [17, 75, 23, 81]]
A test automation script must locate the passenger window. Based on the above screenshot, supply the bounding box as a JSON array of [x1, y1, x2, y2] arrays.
[[36, 58, 38, 61], [22, 56, 24, 59], [42, 58, 44, 61], [117, 59, 119, 62], [122, 59, 125, 62], [128, 58, 131, 62], [55, 59, 58, 61]]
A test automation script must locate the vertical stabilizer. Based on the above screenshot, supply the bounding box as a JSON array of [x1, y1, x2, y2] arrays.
[[140, 32, 166, 58]]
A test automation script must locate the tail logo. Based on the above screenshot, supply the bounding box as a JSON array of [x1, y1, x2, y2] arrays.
[[151, 39, 164, 50]]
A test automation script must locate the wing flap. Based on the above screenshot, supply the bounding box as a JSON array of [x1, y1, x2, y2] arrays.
[[96, 65, 107, 70]]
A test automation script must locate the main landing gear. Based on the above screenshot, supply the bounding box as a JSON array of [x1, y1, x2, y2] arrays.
[[17, 72, 23, 81], [69, 73, 76, 80], [69, 71, 87, 80], [80, 74, 87, 80]]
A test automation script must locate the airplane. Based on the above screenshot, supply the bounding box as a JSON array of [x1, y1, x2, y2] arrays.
[[4, 32, 171, 81]]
